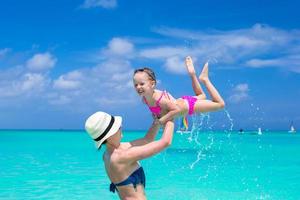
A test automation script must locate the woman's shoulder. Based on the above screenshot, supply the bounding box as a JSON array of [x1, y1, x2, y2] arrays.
[[112, 143, 131, 158], [110, 143, 138, 164], [109, 150, 126, 164]]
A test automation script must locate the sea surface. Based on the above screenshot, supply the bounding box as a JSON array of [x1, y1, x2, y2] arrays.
[[0, 130, 299, 200]]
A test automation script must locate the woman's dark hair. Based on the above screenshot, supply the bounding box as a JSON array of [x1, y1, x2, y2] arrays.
[[134, 67, 156, 84]]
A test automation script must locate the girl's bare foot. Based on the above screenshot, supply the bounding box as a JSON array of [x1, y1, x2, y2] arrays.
[[185, 56, 196, 75], [199, 62, 209, 83]]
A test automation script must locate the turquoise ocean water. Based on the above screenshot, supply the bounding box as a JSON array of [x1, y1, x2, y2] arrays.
[[1, 130, 299, 200]]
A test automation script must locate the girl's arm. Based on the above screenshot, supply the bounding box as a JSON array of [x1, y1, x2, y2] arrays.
[[128, 93, 163, 147], [120, 120, 174, 163], [158, 99, 181, 125]]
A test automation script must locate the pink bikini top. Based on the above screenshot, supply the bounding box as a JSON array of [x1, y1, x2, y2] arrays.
[[143, 91, 169, 117]]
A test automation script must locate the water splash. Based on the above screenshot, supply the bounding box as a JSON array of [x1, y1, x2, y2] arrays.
[[224, 109, 234, 131], [171, 102, 275, 196], [249, 103, 266, 130], [188, 113, 214, 170], [185, 110, 234, 173], [206, 57, 219, 65]]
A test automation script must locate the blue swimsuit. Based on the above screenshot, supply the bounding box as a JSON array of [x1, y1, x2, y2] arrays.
[[109, 167, 146, 193]]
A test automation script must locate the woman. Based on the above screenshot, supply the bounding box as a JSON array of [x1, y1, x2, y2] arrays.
[[85, 111, 174, 200]]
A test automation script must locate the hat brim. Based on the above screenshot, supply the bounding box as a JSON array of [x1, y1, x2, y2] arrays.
[[95, 116, 122, 149]]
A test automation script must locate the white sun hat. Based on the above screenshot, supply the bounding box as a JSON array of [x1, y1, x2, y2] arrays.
[[85, 111, 122, 149]]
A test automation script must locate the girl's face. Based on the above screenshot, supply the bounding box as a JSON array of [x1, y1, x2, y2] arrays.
[[133, 72, 155, 97]]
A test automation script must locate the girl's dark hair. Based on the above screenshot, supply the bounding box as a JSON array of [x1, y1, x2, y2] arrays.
[[134, 67, 156, 84]]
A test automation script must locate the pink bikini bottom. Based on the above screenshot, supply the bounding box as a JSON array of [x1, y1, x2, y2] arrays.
[[182, 96, 197, 115]]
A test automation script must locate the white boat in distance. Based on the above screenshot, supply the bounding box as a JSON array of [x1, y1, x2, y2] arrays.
[[258, 127, 262, 135], [289, 121, 296, 133]]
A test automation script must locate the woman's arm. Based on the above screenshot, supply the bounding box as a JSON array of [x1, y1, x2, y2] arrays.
[[120, 120, 174, 163]]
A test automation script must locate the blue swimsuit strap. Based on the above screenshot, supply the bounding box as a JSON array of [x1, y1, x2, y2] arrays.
[[110, 167, 146, 193]]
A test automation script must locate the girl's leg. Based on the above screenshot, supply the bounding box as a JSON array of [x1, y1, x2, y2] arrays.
[[194, 63, 225, 112], [185, 56, 206, 100]]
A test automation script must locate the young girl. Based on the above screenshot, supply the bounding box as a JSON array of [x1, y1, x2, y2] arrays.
[[133, 56, 225, 125]]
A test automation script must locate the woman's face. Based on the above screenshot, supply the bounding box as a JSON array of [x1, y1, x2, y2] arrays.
[[118, 127, 123, 139], [107, 128, 122, 145], [133, 72, 155, 97]]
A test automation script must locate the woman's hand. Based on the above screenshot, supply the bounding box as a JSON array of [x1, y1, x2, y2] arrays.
[[153, 118, 161, 126]]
